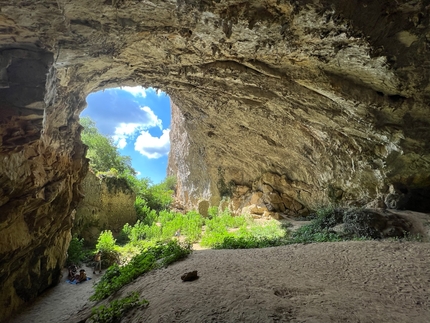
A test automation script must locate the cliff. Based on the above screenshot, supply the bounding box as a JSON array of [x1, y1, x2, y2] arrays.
[[1, 0, 430, 320], [72, 171, 137, 246]]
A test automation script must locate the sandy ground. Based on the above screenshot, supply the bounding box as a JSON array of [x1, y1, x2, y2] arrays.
[[7, 265, 104, 323], [9, 241, 430, 323]]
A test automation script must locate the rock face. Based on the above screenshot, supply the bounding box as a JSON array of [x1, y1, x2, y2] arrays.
[[72, 171, 137, 246], [1, 0, 430, 320]]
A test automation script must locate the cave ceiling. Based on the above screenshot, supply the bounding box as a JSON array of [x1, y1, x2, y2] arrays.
[[1, 1, 430, 319]]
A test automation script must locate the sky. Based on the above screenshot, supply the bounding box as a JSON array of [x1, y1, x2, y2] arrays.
[[81, 86, 171, 184]]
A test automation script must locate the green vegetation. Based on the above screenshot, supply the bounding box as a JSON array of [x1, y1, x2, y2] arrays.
[[95, 231, 121, 267], [66, 237, 85, 266], [126, 175, 176, 214], [89, 292, 148, 323], [80, 117, 135, 175], [80, 116, 175, 214], [90, 203, 422, 303], [290, 207, 344, 243], [80, 115, 176, 226], [90, 240, 191, 301], [96, 230, 117, 252], [81, 116, 417, 309]]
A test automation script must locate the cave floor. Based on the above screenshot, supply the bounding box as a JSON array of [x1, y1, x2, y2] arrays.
[[11, 241, 430, 323], [7, 264, 103, 323]]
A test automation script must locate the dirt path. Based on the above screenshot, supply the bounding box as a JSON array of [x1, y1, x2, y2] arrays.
[[9, 241, 430, 323]]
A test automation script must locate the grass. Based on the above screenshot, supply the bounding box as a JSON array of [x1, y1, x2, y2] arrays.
[[90, 205, 405, 300], [117, 207, 354, 254], [201, 217, 287, 248], [89, 292, 147, 323], [91, 240, 191, 301]]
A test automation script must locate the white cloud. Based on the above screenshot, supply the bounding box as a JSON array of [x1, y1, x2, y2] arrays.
[[134, 129, 170, 159], [115, 123, 141, 136], [116, 137, 127, 149], [119, 86, 147, 98], [112, 123, 141, 149], [140, 106, 162, 129], [112, 106, 162, 149]]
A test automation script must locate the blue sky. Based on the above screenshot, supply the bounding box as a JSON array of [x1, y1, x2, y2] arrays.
[[81, 86, 171, 184]]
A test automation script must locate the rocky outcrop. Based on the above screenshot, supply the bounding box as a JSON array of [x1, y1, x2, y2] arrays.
[[342, 209, 415, 239], [72, 171, 137, 246], [0, 44, 87, 319], [1, 0, 430, 320]]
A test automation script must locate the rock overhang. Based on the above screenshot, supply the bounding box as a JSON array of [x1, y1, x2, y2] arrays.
[[1, 0, 430, 320]]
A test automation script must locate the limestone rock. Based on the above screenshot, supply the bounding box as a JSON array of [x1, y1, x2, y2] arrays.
[[1, 0, 430, 320], [72, 171, 137, 246]]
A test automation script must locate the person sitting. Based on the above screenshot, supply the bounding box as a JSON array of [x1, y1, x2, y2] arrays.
[[74, 269, 87, 283], [68, 264, 77, 280]]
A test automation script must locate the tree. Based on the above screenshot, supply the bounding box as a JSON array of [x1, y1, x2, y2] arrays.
[[80, 116, 136, 175]]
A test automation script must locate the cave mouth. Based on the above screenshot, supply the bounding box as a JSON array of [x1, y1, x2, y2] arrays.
[[80, 86, 172, 184]]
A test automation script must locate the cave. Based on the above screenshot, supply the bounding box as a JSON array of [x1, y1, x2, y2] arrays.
[[1, 0, 430, 320]]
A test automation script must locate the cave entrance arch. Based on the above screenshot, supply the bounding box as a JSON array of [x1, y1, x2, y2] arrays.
[[80, 86, 172, 184]]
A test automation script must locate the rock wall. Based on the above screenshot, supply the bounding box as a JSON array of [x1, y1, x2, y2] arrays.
[[72, 172, 137, 246], [0, 46, 88, 319], [1, 0, 430, 320]]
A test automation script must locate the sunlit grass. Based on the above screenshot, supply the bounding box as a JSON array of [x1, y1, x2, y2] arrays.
[[120, 208, 289, 250]]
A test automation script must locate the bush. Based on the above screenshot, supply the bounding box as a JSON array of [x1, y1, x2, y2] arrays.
[[213, 235, 289, 249], [343, 209, 374, 238], [90, 240, 191, 301], [115, 227, 130, 245], [124, 220, 152, 244], [201, 215, 286, 249], [135, 196, 157, 224], [88, 292, 148, 323], [290, 224, 342, 244], [95, 230, 121, 267], [289, 207, 344, 244], [66, 237, 85, 266], [312, 206, 344, 230], [207, 206, 218, 219], [96, 230, 117, 252]]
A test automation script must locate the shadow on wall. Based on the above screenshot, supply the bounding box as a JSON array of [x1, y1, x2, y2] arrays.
[[385, 183, 430, 213]]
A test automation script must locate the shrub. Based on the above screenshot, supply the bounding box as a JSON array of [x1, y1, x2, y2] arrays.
[[88, 292, 148, 323], [204, 211, 247, 232], [213, 235, 289, 249], [207, 206, 218, 219], [116, 227, 130, 245], [66, 237, 85, 266], [135, 196, 157, 224], [156, 210, 204, 242], [290, 224, 342, 244], [180, 211, 205, 242], [312, 206, 344, 230], [91, 240, 191, 301], [289, 207, 344, 244], [95, 230, 121, 267], [96, 230, 117, 252], [201, 216, 286, 249]]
